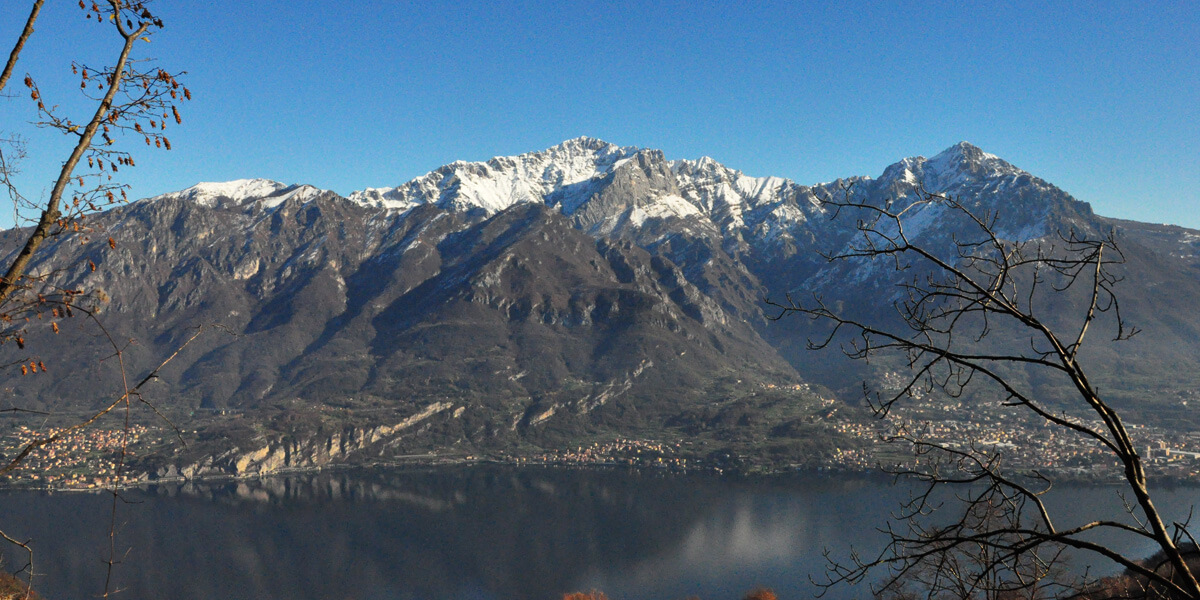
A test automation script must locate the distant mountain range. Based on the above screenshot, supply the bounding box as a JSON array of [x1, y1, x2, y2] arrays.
[[4, 138, 1199, 474]]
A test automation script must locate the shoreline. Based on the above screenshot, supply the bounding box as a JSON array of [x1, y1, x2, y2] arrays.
[[3, 455, 1188, 494]]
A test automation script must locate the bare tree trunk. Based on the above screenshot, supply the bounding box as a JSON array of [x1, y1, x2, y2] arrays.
[[0, 12, 148, 306], [0, 0, 43, 94], [0, 4, 194, 596]]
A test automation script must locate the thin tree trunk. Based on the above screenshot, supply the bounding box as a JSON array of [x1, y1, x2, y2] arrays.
[[0, 18, 148, 305], [0, 0, 44, 93]]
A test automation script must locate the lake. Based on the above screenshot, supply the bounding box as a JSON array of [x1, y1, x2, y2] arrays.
[[1, 466, 1198, 600]]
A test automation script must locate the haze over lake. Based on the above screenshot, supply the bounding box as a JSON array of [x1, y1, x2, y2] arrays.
[[3, 467, 1198, 600]]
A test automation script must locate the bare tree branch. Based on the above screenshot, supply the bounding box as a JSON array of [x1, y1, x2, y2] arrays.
[[779, 186, 1200, 599], [0, 5, 193, 595], [0, 0, 44, 94]]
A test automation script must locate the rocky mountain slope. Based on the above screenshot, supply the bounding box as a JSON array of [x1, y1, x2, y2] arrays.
[[3, 137, 1199, 476]]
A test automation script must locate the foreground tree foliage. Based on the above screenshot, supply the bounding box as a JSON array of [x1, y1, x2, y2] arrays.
[[0, 1, 195, 596], [560, 587, 777, 600], [562, 592, 610, 600], [774, 187, 1200, 599]]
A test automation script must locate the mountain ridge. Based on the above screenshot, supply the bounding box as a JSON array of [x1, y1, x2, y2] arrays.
[[156, 138, 1053, 227], [3, 138, 1198, 478]]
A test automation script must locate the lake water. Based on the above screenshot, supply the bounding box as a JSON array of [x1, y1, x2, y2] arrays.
[[2, 466, 1199, 600]]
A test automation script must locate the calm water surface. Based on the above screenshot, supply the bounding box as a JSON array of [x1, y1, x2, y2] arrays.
[[2, 466, 1199, 600]]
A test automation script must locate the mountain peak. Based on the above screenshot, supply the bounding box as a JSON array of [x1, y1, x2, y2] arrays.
[[148, 179, 338, 211], [532, 137, 638, 165], [875, 142, 1023, 192], [930, 141, 997, 166], [190, 178, 286, 197], [349, 138, 643, 215], [926, 141, 1020, 174], [159, 179, 288, 206], [669, 155, 737, 180], [551, 136, 622, 153]]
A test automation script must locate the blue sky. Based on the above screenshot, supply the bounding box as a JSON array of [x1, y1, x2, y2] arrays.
[[2, 1, 1197, 228]]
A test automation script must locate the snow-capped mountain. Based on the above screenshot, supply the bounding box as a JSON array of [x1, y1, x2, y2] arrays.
[[4, 138, 1199, 472], [155, 138, 1078, 270], [348, 137, 640, 214], [346, 136, 824, 246], [341, 137, 1088, 261], [150, 179, 329, 209]]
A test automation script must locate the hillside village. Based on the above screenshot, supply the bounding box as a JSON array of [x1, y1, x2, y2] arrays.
[[4, 385, 1200, 489]]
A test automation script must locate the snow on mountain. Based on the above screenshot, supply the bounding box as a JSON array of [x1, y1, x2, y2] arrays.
[[347, 186, 417, 211], [158, 179, 288, 206], [924, 141, 1020, 186], [259, 184, 326, 208], [342, 138, 1047, 257], [340, 138, 841, 257], [626, 194, 703, 227], [670, 156, 801, 219], [669, 155, 825, 247], [148, 139, 1063, 258], [863, 142, 1073, 242], [871, 142, 1026, 197], [800, 142, 1094, 296], [347, 137, 640, 215], [144, 179, 334, 215], [15, 137, 1197, 466]]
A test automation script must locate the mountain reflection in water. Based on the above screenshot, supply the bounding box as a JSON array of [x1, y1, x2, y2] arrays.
[[2, 467, 1196, 600]]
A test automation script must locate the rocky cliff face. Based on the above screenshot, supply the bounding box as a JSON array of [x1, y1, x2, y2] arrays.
[[4, 138, 1200, 477], [154, 401, 457, 480]]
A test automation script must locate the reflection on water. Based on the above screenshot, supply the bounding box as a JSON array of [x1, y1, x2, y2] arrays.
[[1, 467, 1198, 600]]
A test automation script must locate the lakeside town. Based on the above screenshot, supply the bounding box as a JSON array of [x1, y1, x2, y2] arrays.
[[4, 391, 1200, 490], [822, 395, 1200, 481], [0, 424, 151, 489]]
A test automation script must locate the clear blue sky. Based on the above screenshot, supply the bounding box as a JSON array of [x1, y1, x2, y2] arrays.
[[2, 1, 1197, 228]]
